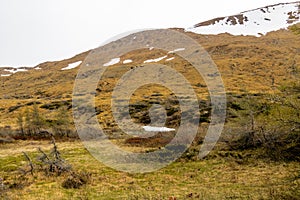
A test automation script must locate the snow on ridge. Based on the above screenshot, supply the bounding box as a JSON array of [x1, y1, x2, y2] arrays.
[[143, 56, 167, 63], [142, 126, 175, 132], [4, 68, 28, 74], [61, 61, 82, 70], [186, 2, 300, 37], [103, 58, 120, 67]]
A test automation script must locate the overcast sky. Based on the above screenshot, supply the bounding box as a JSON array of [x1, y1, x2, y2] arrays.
[[0, 0, 294, 67]]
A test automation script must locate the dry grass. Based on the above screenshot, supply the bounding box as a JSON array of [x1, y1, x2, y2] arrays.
[[0, 140, 299, 199], [0, 27, 299, 129], [0, 25, 299, 199]]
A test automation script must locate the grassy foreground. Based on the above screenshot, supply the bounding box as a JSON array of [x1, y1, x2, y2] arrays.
[[0, 140, 299, 200]]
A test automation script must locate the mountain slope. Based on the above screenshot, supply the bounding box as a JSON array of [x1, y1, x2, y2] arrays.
[[186, 1, 300, 36], [0, 3, 299, 129]]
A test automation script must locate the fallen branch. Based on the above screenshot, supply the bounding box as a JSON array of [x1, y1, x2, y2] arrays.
[[22, 152, 34, 176]]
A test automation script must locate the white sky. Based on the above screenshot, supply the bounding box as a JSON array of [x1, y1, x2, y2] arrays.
[[0, 0, 294, 67]]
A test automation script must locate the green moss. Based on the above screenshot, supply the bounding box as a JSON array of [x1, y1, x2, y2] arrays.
[[0, 155, 25, 172]]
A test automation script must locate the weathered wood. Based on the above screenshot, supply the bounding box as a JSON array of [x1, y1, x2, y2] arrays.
[[22, 152, 34, 176]]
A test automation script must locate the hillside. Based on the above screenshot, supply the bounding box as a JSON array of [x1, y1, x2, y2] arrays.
[[1, 2, 300, 199], [0, 25, 299, 129]]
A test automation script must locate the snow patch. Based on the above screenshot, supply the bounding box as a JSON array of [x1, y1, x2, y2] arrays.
[[168, 48, 185, 54], [1, 74, 11, 77], [143, 126, 175, 132], [123, 59, 133, 64], [103, 58, 120, 67], [186, 2, 300, 37], [4, 68, 28, 74], [166, 57, 175, 61], [35, 67, 42, 70], [143, 56, 167, 63], [61, 61, 82, 70]]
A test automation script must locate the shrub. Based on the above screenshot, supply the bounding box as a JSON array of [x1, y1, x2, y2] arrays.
[[62, 172, 91, 189]]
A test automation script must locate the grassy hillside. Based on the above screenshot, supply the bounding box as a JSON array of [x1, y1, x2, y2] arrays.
[[0, 26, 299, 130], [0, 24, 299, 199]]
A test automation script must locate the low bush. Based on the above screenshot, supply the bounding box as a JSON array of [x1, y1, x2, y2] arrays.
[[62, 172, 91, 189]]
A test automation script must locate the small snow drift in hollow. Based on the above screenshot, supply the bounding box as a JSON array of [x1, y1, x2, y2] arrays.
[[61, 61, 82, 70], [103, 58, 120, 67], [186, 2, 300, 37], [143, 56, 167, 63], [34, 67, 42, 70], [142, 126, 175, 132], [168, 48, 185, 54], [123, 59, 133, 64]]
